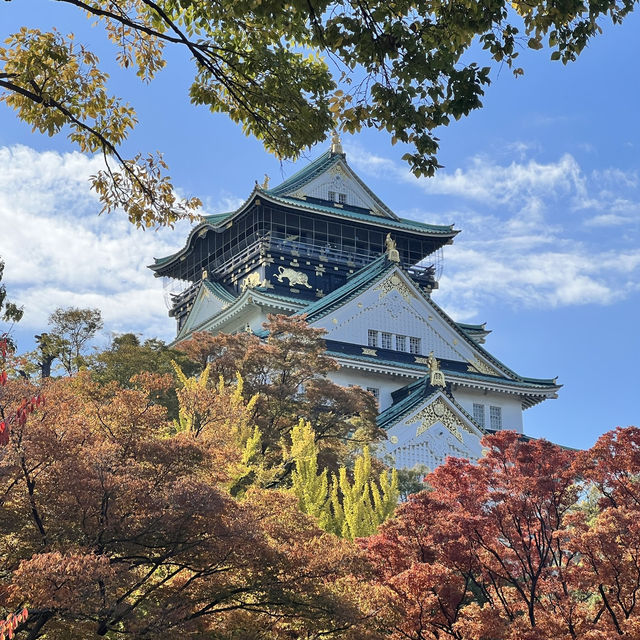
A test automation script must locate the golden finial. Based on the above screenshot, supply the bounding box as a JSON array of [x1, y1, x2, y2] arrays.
[[385, 233, 400, 262], [428, 351, 446, 387], [330, 130, 343, 154], [261, 174, 270, 189]]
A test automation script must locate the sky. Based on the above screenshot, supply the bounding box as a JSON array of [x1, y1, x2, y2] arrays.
[[1, 1, 639, 450]]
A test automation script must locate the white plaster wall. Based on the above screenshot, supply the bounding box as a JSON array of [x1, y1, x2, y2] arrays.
[[299, 162, 378, 210], [453, 388, 523, 432], [328, 368, 414, 411], [310, 269, 497, 369]]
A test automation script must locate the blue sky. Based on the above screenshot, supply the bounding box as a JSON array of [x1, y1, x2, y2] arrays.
[[1, 2, 639, 450]]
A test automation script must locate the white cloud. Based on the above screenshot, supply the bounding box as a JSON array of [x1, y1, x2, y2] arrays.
[[585, 213, 635, 227], [347, 144, 640, 319], [0, 145, 212, 342]]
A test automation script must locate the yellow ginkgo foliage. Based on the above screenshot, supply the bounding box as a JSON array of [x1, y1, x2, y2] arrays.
[[290, 420, 398, 539]]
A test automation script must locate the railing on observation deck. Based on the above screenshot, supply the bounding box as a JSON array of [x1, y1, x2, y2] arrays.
[[169, 233, 437, 309]]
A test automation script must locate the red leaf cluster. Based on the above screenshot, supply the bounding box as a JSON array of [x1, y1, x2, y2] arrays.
[[363, 428, 640, 639]]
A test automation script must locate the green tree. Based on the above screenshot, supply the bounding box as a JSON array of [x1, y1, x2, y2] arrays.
[[88, 333, 195, 414], [1, 0, 634, 227], [47, 307, 103, 375], [290, 419, 399, 539], [0, 257, 23, 351]]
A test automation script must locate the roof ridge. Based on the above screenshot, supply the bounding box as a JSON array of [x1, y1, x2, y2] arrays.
[[267, 150, 336, 197]]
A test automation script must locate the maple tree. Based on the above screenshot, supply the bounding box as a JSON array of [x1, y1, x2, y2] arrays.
[[0, 372, 387, 639], [363, 428, 640, 640], [177, 315, 383, 475], [2, 1, 635, 227]]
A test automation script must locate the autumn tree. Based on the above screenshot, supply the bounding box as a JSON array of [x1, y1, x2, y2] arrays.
[[46, 307, 103, 375], [0, 372, 387, 639], [0, 257, 23, 352], [290, 419, 398, 539], [1, 0, 634, 227], [177, 315, 383, 473], [87, 333, 195, 415], [362, 428, 640, 640]]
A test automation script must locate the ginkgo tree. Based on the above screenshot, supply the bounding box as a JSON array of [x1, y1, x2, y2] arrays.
[[1, 0, 635, 227]]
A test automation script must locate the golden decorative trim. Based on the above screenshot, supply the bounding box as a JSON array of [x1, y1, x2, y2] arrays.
[[374, 274, 415, 303], [414, 356, 429, 365], [467, 357, 499, 376], [428, 352, 446, 387], [315, 264, 326, 275], [385, 234, 400, 262], [362, 348, 377, 356], [409, 398, 475, 443], [240, 272, 262, 292], [273, 266, 312, 289]]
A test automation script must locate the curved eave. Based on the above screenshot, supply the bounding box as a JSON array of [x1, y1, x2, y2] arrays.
[[149, 189, 457, 276], [148, 187, 263, 275], [328, 349, 560, 398], [267, 192, 457, 236], [172, 287, 305, 345]]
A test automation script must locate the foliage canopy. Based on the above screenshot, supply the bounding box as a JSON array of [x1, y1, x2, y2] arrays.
[[1, 0, 635, 227]]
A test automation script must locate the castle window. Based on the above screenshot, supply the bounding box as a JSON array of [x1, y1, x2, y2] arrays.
[[396, 335, 407, 351], [490, 406, 502, 430], [368, 330, 379, 347], [381, 332, 392, 349], [366, 387, 380, 400], [328, 190, 347, 204], [409, 337, 421, 354], [473, 403, 485, 428]]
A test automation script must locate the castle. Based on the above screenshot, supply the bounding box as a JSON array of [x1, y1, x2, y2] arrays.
[[150, 137, 559, 470]]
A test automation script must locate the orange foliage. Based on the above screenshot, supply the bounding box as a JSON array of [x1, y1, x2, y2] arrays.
[[0, 374, 385, 639], [177, 315, 382, 473]]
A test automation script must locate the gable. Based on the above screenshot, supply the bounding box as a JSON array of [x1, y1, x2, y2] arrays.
[[382, 391, 484, 471], [308, 267, 503, 375], [291, 159, 393, 216], [176, 282, 234, 340]]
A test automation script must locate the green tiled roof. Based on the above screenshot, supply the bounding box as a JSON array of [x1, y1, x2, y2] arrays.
[[378, 384, 439, 431], [203, 212, 234, 225], [299, 254, 393, 322], [323, 345, 559, 390], [267, 151, 340, 197], [203, 280, 236, 303], [457, 322, 486, 333], [268, 193, 455, 235], [266, 150, 399, 220], [377, 380, 486, 433]]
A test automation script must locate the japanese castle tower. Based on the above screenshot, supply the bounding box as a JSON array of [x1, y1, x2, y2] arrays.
[[150, 136, 560, 471]]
